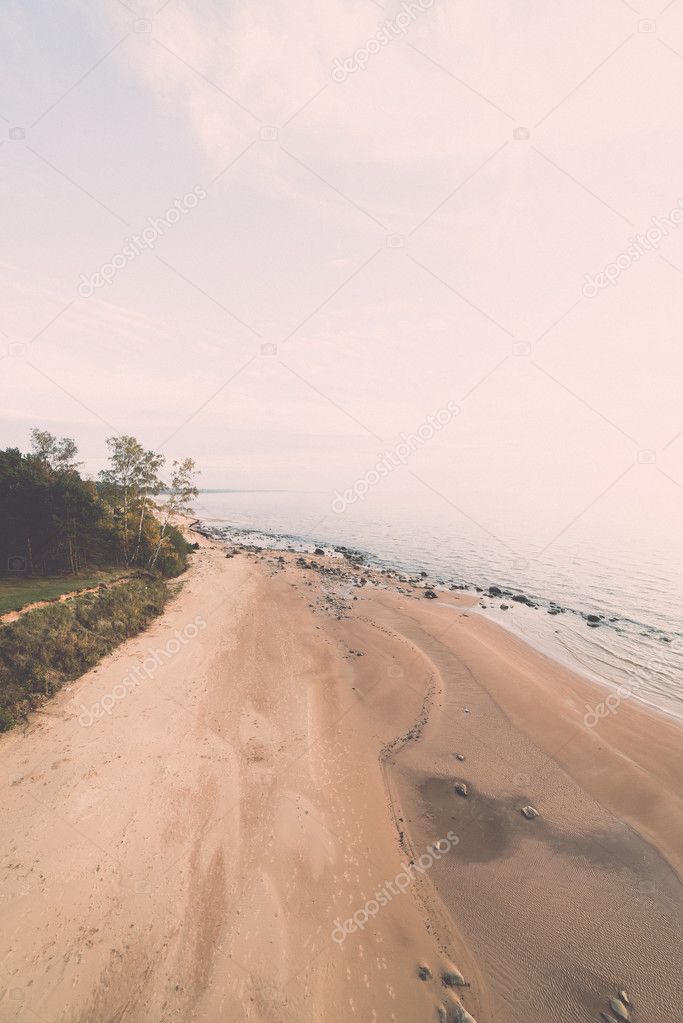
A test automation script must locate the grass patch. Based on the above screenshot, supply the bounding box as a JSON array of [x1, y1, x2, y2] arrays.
[[0, 576, 172, 732], [0, 569, 131, 616]]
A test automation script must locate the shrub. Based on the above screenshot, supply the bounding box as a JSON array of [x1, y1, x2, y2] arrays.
[[0, 577, 171, 730]]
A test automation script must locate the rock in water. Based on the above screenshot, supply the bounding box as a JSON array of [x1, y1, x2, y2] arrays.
[[454, 782, 468, 798], [609, 997, 630, 1020], [521, 805, 539, 819], [417, 964, 432, 981], [442, 968, 467, 988]]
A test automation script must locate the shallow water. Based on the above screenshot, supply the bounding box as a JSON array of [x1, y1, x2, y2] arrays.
[[194, 489, 683, 719]]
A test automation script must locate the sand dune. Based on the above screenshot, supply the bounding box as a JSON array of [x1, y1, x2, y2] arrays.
[[0, 539, 681, 1022]]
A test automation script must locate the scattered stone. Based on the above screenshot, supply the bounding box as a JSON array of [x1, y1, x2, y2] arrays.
[[314, 547, 325, 555], [456, 753, 465, 761], [500, 603, 509, 610], [586, 613, 601, 623], [454, 782, 468, 798], [441, 968, 467, 988], [447, 1000, 477, 1023], [521, 805, 539, 820], [601, 1014, 621, 1023], [437, 1007, 448, 1023], [618, 991, 631, 1007], [417, 964, 432, 981], [424, 589, 437, 599], [609, 997, 630, 1020], [488, 585, 502, 596]]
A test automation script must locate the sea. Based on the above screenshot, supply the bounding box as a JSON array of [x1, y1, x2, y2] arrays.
[[193, 489, 683, 721]]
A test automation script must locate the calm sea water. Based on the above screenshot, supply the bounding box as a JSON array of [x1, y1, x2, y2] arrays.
[[194, 489, 683, 720]]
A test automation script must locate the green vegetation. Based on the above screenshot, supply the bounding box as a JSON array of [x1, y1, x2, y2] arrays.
[[0, 576, 172, 731], [1, 428, 198, 580], [0, 570, 131, 616], [0, 427, 201, 731]]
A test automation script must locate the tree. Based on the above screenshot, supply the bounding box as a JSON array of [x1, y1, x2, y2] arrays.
[[30, 429, 81, 474], [131, 449, 165, 566], [1, 439, 98, 576], [98, 436, 145, 566], [149, 458, 199, 571]]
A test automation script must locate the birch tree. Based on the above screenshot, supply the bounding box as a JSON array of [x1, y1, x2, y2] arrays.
[[99, 436, 145, 567], [149, 458, 199, 571], [131, 449, 165, 566]]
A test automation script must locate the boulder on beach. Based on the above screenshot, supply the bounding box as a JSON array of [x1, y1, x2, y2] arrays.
[[521, 805, 539, 819], [441, 967, 467, 988], [417, 963, 432, 981], [447, 998, 477, 1023], [609, 997, 630, 1020], [454, 782, 468, 798], [424, 589, 437, 599], [488, 585, 502, 596]]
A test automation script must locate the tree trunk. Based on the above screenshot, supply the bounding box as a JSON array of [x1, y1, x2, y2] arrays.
[[149, 515, 169, 571], [132, 492, 147, 565]]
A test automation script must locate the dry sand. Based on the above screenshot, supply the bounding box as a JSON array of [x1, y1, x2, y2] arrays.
[[0, 535, 681, 1023]]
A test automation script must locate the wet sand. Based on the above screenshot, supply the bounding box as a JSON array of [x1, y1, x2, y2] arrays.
[[0, 538, 680, 1022]]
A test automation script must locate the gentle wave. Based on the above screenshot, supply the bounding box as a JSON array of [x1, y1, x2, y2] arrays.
[[195, 490, 683, 719]]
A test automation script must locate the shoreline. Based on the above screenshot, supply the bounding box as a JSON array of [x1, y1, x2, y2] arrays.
[[470, 602, 683, 726], [0, 532, 680, 1022], [198, 517, 683, 723]]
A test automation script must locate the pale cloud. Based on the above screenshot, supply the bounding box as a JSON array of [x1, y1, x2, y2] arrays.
[[2, 0, 683, 555]]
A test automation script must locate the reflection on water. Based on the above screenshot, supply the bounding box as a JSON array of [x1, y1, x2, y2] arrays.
[[195, 489, 683, 719]]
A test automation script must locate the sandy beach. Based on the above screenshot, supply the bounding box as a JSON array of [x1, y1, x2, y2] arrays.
[[0, 533, 681, 1023]]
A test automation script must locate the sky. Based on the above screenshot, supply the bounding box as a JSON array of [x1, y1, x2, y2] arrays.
[[1, 0, 683, 557]]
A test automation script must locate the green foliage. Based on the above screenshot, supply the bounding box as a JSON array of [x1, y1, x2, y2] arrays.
[[151, 525, 192, 578], [0, 570, 130, 615], [1, 429, 199, 580], [0, 428, 200, 728], [0, 577, 170, 731]]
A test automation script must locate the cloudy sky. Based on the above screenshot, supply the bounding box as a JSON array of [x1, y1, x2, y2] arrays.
[[1, 0, 683, 555]]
